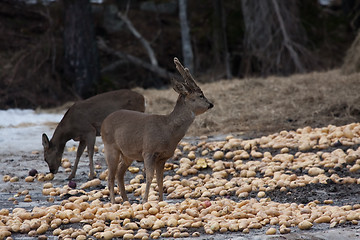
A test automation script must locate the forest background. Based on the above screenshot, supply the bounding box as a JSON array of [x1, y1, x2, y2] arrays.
[[1, 0, 360, 110]]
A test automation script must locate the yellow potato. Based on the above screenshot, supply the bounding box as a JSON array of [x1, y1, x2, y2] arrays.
[[2, 175, 11, 182], [213, 151, 224, 160], [266, 227, 277, 235], [298, 220, 313, 230]]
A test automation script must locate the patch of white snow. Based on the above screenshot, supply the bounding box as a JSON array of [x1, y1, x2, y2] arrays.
[[0, 109, 64, 154]]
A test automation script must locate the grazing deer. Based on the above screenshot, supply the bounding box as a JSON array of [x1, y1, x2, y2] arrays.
[[42, 90, 145, 180], [101, 57, 213, 203]]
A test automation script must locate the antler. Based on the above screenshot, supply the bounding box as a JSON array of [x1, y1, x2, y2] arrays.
[[174, 57, 201, 93]]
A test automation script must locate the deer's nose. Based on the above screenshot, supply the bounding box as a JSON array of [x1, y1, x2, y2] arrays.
[[208, 103, 214, 109]]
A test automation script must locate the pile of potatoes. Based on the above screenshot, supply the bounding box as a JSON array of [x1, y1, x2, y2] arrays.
[[1, 123, 360, 239], [0, 197, 359, 239]]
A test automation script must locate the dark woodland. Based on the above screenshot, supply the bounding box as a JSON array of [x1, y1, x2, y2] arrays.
[[0, 0, 360, 109]]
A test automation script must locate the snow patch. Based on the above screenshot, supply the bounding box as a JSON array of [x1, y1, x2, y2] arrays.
[[0, 109, 104, 154], [0, 109, 64, 154], [0, 109, 63, 128]]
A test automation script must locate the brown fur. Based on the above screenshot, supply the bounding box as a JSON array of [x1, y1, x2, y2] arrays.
[[42, 90, 145, 180], [101, 58, 213, 203]]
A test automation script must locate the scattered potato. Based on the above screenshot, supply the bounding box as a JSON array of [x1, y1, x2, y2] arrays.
[[9, 176, 19, 182], [298, 220, 313, 230], [128, 167, 140, 174], [2, 175, 11, 182], [80, 179, 101, 189], [266, 227, 277, 235], [308, 167, 324, 176], [213, 151, 224, 160], [323, 199, 333, 204], [257, 191, 266, 198], [25, 176, 35, 182]]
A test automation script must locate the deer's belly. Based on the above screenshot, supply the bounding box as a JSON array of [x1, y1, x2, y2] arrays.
[[119, 148, 144, 162]]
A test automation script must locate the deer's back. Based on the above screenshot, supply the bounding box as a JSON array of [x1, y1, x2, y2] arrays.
[[59, 90, 145, 136], [77, 89, 144, 118], [101, 109, 149, 142]]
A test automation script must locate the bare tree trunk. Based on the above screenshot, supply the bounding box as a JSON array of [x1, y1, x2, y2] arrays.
[[178, 0, 194, 73], [219, 0, 231, 79], [63, 0, 99, 98], [212, 0, 232, 79], [241, 0, 313, 76], [212, 0, 221, 65]]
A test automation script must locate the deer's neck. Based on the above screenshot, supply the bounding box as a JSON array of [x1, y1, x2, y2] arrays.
[[51, 122, 71, 153], [168, 95, 195, 139]]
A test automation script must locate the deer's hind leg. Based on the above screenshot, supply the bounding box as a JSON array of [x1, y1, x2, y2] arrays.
[[116, 154, 132, 202], [85, 129, 97, 179], [104, 144, 121, 203]]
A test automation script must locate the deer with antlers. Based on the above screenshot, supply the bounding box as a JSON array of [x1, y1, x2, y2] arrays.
[[101, 57, 213, 203]]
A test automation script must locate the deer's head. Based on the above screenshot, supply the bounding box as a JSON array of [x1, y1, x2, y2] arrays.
[[42, 133, 62, 174], [172, 57, 213, 115]]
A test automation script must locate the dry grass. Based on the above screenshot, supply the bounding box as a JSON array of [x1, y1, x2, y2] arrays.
[[135, 69, 360, 138]]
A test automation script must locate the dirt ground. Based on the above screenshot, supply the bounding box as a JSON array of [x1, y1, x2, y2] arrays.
[[1, 69, 360, 239]]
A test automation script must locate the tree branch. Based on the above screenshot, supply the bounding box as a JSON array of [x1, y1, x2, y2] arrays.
[[117, 12, 158, 66], [271, 0, 305, 73], [101, 59, 127, 73], [98, 37, 175, 79]]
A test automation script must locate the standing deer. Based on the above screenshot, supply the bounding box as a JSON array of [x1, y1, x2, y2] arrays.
[[101, 57, 213, 203], [42, 90, 145, 180]]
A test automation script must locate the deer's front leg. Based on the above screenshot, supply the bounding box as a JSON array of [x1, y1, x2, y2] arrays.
[[68, 140, 86, 180], [104, 146, 120, 204], [155, 159, 167, 201], [116, 155, 131, 202], [143, 154, 156, 203]]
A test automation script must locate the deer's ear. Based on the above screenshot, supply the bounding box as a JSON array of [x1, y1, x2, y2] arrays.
[[171, 79, 189, 95], [42, 133, 50, 149]]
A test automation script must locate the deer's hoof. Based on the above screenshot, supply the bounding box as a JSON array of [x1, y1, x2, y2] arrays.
[[88, 171, 96, 180], [67, 175, 75, 180]]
